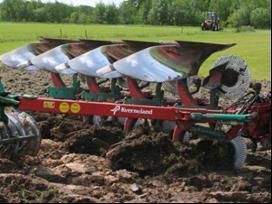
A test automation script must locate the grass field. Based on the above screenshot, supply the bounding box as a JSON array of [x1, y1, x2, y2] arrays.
[[0, 22, 270, 80]]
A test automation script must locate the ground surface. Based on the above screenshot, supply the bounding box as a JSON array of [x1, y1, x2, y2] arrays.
[[0, 23, 271, 80], [0, 65, 271, 203]]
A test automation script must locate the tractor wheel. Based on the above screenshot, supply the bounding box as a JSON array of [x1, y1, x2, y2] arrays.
[[201, 23, 206, 31], [212, 24, 216, 31]]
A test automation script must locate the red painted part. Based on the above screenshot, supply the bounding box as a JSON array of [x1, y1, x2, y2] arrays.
[[203, 68, 223, 91], [124, 118, 138, 133], [127, 77, 146, 99], [125, 77, 148, 132], [173, 121, 195, 141], [19, 97, 238, 121], [227, 125, 241, 140], [248, 104, 271, 114], [250, 105, 271, 140], [158, 45, 184, 61], [176, 79, 198, 106], [227, 103, 271, 141], [51, 73, 66, 88], [86, 76, 101, 93], [18, 97, 269, 142], [19, 97, 178, 120], [175, 79, 202, 140]]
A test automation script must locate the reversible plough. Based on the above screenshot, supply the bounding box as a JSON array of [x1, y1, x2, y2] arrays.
[[0, 38, 270, 169]]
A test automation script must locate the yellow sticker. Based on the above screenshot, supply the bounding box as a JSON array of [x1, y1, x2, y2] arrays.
[[43, 101, 55, 109], [71, 103, 81, 114], [59, 102, 70, 113]]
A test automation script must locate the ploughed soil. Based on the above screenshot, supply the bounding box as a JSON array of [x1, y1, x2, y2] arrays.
[[0, 65, 271, 203]]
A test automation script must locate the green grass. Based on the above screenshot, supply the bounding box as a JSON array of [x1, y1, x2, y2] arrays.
[[0, 22, 270, 80]]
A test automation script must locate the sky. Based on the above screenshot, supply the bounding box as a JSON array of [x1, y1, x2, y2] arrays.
[[0, 0, 125, 7]]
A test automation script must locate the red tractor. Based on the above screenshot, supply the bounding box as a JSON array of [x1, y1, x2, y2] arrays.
[[201, 12, 221, 31]]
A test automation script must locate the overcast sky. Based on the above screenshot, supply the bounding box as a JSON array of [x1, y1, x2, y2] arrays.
[[0, 0, 124, 6]]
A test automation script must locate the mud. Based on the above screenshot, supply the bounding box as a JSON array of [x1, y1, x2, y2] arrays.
[[107, 131, 179, 176], [62, 125, 123, 155], [0, 65, 271, 203]]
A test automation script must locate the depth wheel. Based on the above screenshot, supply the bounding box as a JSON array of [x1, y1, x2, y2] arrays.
[[231, 135, 247, 169]]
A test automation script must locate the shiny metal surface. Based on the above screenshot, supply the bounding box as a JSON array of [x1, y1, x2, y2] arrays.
[[55, 41, 121, 75], [55, 63, 77, 75], [24, 65, 41, 72], [100, 41, 235, 82], [31, 44, 71, 73], [105, 45, 184, 82], [96, 65, 122, 79], [0, 44, 38, 68], [56, 46, 109, 76], [60, 44, 124, 77], [175, 41, 235, 75]]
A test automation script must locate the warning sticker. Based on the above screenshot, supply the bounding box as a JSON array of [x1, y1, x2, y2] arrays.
[[59, 102, 70, 113], [71, 103, 81, 113], [43, 101, 55, 109]]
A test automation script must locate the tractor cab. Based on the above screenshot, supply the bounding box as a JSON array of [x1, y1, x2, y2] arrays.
[[207, 12, 217, 21]]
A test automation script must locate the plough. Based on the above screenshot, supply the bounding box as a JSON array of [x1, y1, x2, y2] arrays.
[[0, 38, 270, 169]]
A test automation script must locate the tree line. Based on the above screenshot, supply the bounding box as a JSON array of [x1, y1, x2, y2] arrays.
[[0, 0, 270, 28]]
